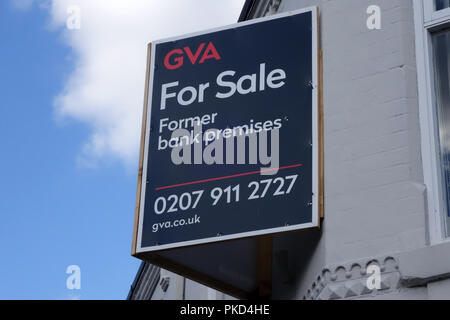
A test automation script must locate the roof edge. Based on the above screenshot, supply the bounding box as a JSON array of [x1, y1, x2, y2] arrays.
[[238, 0, 256, 21]]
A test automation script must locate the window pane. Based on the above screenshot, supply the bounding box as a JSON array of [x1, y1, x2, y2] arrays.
[[436, 0, 450, 11], [432, 29, 450, 236]]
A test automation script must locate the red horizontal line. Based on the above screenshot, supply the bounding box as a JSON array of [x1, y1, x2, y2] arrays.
[[154, 164, 303, 191]]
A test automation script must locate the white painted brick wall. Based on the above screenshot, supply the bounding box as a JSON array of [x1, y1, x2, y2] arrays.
[[271, 0, 426, 298], [280, 0, 424, 261]]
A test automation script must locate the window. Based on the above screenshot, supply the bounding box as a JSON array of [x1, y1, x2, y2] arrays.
[[414, 0, 450, 242], [424, 0, 450, 25], [436, 0, 450, 11], [432, 29, 450, 236]]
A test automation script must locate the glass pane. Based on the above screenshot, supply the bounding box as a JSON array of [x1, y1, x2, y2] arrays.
[[436, 0, 450, 11], [432, 29, 450, 236]]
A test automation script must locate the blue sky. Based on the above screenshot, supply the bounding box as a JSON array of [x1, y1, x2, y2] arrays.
[[0, 2, 139, 299], [0, 0, 243, 300]]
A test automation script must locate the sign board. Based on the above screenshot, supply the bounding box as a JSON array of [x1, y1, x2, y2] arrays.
[[133, 7, 320, 256]]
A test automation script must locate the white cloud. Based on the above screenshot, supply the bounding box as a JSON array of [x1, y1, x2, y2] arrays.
[[46, 0, 245, 167]]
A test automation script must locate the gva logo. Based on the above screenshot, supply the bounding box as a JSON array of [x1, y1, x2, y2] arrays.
[[163, 42, 221, 70]]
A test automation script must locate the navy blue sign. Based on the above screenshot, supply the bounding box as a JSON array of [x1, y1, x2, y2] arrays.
[[136, 8, 319, 251]]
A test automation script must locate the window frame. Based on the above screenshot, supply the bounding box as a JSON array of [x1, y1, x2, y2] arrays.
[[414, 0, 450, 244], [424, 0, 450, 25]]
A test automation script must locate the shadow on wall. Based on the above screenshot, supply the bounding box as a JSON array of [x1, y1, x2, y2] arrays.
[[272, 228, 323, 299]]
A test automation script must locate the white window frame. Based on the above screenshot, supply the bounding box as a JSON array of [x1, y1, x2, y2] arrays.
[[414, 0, 450, 244], [424, 0, 450, 26]]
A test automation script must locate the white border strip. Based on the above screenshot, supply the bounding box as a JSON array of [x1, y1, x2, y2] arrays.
[[137, 6, 319, 253], [413, 0, 450, 244]]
